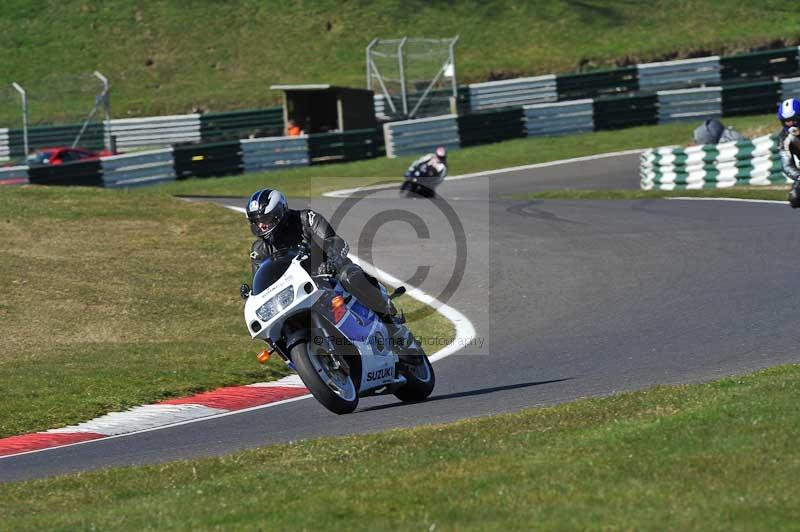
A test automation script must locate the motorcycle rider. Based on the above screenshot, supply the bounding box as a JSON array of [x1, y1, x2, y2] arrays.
[[777, 98, 800, 208], [239, 188, 422, 356], [406, 146, 448, 182]]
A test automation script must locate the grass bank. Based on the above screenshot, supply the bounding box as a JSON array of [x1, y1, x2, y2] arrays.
[[2, 365, 799, 529], [0, 188, 453, 437], [154, 113, 777, 198], [2, 1, 800, 122]]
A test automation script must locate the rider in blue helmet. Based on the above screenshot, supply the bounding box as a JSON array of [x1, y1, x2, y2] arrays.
[[778, 98, 800, 209], [778, 98, 800, 208]]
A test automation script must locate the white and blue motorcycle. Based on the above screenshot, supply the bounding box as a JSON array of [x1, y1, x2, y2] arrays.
[[243, 245, 435, 414]]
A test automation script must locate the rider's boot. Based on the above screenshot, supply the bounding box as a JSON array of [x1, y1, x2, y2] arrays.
[[790, 181, 800, 208], [381, 310, 424, 364]]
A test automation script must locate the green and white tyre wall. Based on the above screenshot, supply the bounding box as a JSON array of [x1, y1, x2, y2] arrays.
[[640, 135, 788, 190]]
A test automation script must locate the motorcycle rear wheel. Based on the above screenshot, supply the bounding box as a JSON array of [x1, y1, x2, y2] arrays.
[[414, 184, 436, 198], [292, 340, 359, 414]]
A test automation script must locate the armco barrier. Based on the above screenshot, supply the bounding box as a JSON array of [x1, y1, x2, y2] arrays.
[[594, 93, 658, 130], [383, 115, 460, 158], [781, 77, 800, 100], [173, 140, 243, 179], [307, 129, 381, 164], [406, 87, 456, 119], [637, 57, 721, 91], [241, 136, 309, 172], [374, 95, 403, 122], [8, 123, 105, 159], [523, 99, 594, 137], [27, 159, 103, 187], [375, 89, 461, 121], [109, 115, 201, 150], [457, 107, 526, 147], [467, 75, 557, 111], [556, 66, 638, 101], [7, 44, 800, 166], [657, 87, 722, 124], [721, 47, 800, 83], [721, 81, 781, 116], [101, 149, 176, 188], [200, 108, 284, 142], [640, 135, 784, 190], [0, 165, 29, 185]]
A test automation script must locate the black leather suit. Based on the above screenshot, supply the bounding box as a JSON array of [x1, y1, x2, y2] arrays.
[[250, 209, 392, 317], [779, 129, 800, 208]]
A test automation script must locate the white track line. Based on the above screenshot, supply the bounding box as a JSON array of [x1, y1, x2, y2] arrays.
[[668, 197, 788, 205], [347, 256, 476, 363], [323, 148, 644, 198]]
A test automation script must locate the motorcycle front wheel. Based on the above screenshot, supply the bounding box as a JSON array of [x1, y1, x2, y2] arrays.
[[395, 351, 435, 402], [292, 340, 359, 414]]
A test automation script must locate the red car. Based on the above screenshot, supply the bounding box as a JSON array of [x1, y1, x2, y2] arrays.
[[26, 147, 114, 166]]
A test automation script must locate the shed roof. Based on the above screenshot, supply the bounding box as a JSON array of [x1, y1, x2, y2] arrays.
[[270, 84, 334, 91]]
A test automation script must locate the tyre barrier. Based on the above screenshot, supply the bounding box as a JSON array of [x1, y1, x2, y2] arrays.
[[640, 134, 786, 190]]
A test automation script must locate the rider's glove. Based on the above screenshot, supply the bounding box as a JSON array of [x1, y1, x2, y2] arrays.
[[240, 283, 251, 300], [316, 256, 338, 276]]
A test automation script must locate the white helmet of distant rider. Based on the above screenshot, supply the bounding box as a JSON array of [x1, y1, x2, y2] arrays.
[[434, 146, 447, 164]]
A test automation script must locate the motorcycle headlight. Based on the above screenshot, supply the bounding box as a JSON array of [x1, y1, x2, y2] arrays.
[[255, 286, 295, 322]]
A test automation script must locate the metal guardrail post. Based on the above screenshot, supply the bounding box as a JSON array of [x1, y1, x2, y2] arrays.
[[449, 35, 460, 99], [366, 38, 378, 91], [398, 37, 409, 116], [94, 71, 114, 152], [409, 63, 448, 118], [372, 70, 398, 115], [73, 73, 110, 149], [11, 82, 28, 157]]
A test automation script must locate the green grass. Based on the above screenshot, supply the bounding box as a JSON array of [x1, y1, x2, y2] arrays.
[[151, 113, 778, 198], [0, 187, 453, 437], [2, 365, 799, 529], [2, 1, 800, 123]]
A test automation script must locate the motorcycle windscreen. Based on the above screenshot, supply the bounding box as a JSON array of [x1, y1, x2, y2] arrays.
[[252, 254, 295, 295]]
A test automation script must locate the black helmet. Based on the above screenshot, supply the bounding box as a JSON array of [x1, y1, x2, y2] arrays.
[[246, 188, 287, 239]]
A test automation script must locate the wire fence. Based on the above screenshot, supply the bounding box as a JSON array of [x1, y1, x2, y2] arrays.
[[0, 73, 106, 126], [368, 37, 457, 119]]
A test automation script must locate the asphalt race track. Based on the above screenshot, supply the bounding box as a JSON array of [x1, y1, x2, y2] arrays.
[[5, 151, 800, 482]]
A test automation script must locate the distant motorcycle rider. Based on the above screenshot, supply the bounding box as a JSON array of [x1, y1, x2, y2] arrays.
[[239, 188, 422, 355], [777, 98, 800, 208], [408, 146, 448, 179], [403, 146, 448, 196]]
